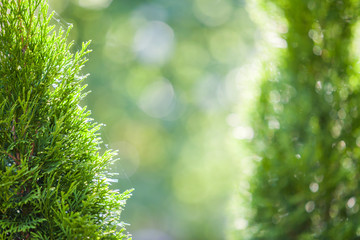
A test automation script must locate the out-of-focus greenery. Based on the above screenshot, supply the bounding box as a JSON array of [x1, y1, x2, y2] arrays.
[[49, 0, 256, 239], [237, 0, 360, 239]]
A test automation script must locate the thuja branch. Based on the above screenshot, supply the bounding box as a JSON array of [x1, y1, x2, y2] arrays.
[[0, 0, 132, 239]]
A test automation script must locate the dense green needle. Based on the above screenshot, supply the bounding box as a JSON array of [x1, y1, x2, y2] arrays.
[[0, 0, 132, 239]]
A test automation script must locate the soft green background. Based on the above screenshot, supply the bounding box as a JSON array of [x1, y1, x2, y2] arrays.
[[49, 0, 257, 239]]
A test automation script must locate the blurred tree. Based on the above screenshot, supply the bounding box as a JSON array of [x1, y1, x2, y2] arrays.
[[0, 0, 131, 238], [240, 0, 360, 239]]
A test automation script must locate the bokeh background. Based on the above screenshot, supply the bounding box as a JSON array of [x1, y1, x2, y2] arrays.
[[49, 0, 258, 239]]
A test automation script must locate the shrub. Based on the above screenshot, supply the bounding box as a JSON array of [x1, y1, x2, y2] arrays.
[[244, 0, 360, 239], [0, 0, 131, 239]]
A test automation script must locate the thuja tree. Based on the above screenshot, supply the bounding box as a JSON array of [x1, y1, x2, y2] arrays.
[[244, 0, 360, 239], [0, 0, 131, 239]]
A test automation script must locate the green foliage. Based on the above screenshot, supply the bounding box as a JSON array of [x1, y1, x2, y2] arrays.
[[0, 0, 131, 239], [243, 0, 360, 239]]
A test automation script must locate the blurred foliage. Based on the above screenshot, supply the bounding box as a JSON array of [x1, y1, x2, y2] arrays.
[[49, 0, 256, 239], [236, 0, 360, 239]]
